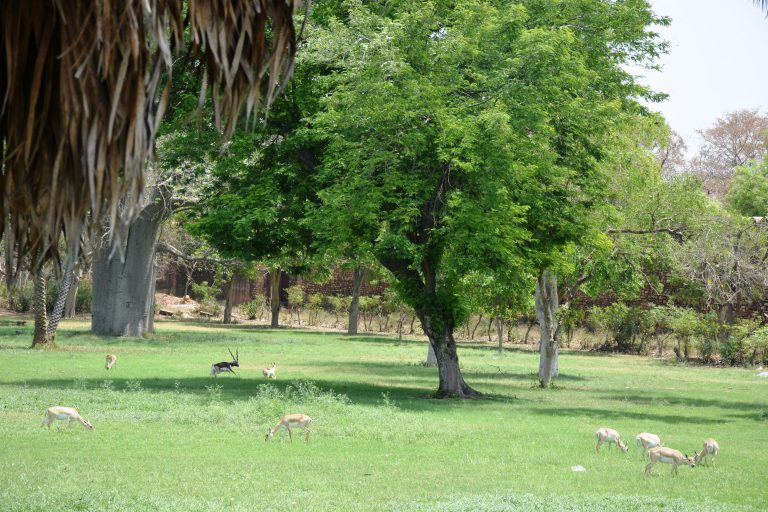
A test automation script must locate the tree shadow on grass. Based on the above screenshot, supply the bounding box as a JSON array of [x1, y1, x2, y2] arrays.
[[2, 374, 520, 412], [526, 406, 727, 426], [599, 392, 768, 413]]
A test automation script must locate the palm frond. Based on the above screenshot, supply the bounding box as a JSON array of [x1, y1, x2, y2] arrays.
[[0, 0, 301, 275]]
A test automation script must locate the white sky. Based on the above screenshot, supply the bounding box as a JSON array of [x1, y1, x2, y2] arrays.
[[636, 0, 768, 154]]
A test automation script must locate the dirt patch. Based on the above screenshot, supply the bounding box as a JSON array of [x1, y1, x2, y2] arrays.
[[155, 293, 201, 318]]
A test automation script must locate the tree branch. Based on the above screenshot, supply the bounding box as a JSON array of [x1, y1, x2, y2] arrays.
[[156, 242, 236, 266]]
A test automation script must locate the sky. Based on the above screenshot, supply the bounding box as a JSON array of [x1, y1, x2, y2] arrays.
[[636, 0, 768, 154]]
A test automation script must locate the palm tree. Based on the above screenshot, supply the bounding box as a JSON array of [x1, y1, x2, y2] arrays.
[[0, 1, 301, 275]]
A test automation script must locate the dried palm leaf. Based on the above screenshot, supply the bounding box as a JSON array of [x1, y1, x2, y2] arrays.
[[0, 0, 302, 276]]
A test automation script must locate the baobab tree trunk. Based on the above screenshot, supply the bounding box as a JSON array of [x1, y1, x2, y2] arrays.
[[269, 269, 282, 328], [32, 269, 50, 347], [92, 189, 169, 337], [535, 269, 560, 388], [347, 265, 365, 335]]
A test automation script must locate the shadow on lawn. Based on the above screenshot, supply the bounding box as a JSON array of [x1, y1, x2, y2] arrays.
[[3, 374, 520, 412], [600, 392, 768, 413], [527, 406, 727, 425]]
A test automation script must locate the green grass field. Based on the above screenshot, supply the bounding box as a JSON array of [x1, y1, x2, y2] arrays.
[[1, 319, 766, 511]]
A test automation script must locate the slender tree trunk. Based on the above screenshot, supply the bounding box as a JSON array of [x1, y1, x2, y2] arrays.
[[32, 270, 51, 347], [419, 311, 479, 398], [536, 269, 561, 388], [470, 313, 483, 340], [63, 273, 80, 318], [523, 317, 534, 344], [92, 190, 168, 337], [270, 269, 282, 328], [347, 265, 365, 335], [497, 316, 504, 354]]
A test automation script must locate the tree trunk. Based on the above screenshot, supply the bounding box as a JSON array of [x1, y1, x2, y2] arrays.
[[32, 270, 51, 347], [92, 191, 168, 337], [223, 274, 237, 324], [470, 313, 483, 339], [269, 269, 282, 328], [497, 316, 504, 354], [419, 312, 479, 398], [716, 303, 735, 344], [46, 254, 77, 341], [347, 265, 365, 335], [63, 273, 80, 318], [535, 269, 561, 388]]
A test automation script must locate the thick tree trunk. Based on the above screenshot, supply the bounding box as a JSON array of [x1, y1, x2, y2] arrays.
[[419, 312, 480, 398], [535, 269, 560, 388], [32, 270, 50, 347], [347, 266, 365, 335], [92, 195, 166, 337], [270, 269, 282, 328]]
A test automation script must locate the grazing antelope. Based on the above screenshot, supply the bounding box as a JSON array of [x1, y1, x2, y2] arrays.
[[694, 438, 719, 467], [635, 432, 662, 461], [262, 363, 277, 379], [265, 414, 312, 443], [41, 406, 93, 430], [644, 446, 695, 476], [595, 427, 629, 453], [105, 354, 117, 370], [210, 349, 239, 377]]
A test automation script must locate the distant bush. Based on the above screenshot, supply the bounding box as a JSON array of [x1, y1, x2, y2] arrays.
[[239, 296, 266, 320], [720, 320, 768, 366], [7, 283, 34, 312], [75, 280, 93, 313], [191, 281, 221, 316]]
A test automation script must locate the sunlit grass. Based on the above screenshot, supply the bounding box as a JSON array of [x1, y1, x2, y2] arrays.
[[0, 319, 766, 511]]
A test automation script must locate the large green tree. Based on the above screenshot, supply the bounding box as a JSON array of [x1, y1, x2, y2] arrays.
[[310, 0, 667, 396]]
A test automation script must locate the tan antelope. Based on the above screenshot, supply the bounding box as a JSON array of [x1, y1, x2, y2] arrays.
[[262, 363, 277, 379], [694, 438, 719, 467], [41, 406, 93, 430], [265, 414, 312, 443], [595, 427, 629, 453], [645, 447, 696, 476], [105, 354, 117, 370], [635, 432, 662, 460]]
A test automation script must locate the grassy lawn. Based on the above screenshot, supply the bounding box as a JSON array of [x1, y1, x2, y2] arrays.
[[1, 318, 766, 511]]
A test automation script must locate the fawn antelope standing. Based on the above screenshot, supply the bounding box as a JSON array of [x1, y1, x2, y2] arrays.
[[644, 446, 695, 476], [41, 406, 93, 430], [262, 363, 277, 379], [105, 354, 117, 370], [265, 414, 312, 443], [694, 438, 719, 467], [595, 427, 629, 453], [635, 432, 662, 461]]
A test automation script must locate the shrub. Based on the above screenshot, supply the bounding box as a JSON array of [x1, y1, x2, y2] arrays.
[[75, 280, 93, 313], [7, 283, 34, 312], [191, 281, 221, 316], [239, 296, 266, 320], [720, 319, 766, 366]]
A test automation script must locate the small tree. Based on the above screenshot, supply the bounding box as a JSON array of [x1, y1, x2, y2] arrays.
[[287, 284, 306, 325]]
